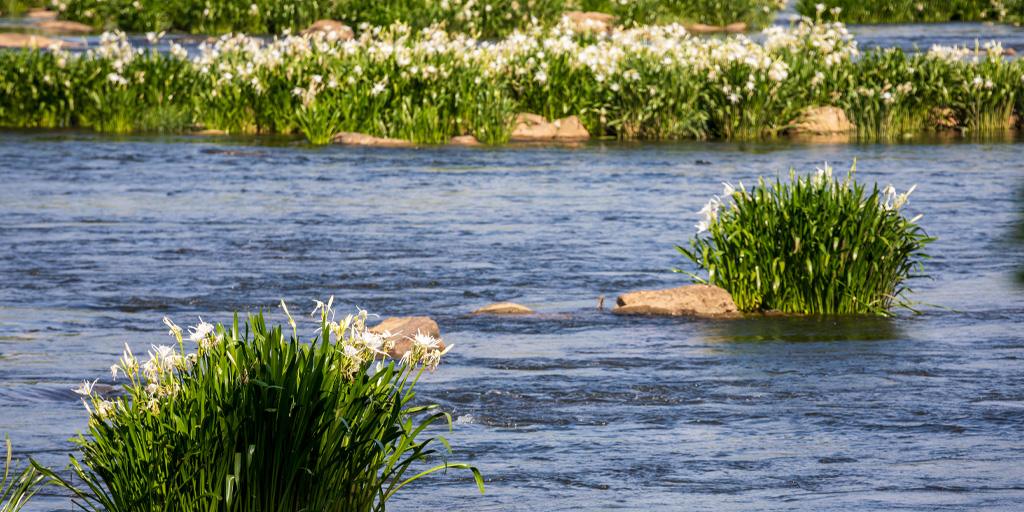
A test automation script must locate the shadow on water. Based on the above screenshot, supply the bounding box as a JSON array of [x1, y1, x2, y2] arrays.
[[695, 315, 905, 344]]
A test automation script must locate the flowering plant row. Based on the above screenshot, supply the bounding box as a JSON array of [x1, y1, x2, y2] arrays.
[[1, 19, 1021, 143]]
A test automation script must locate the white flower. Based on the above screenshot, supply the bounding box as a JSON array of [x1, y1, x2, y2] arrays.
[[188, 318, 215, 343], [370, 79, 386, 96], [74, 379, 98, 396], [413, 331, 441, 351], [249, 4, 258, 15], [695, 220, 709, 234], [163, 317, 181, 337], [722, 182, 736, 196], [728, 93, 741, 104], [815, 3, 826, 15], [96, 400, 117, 418], [110, 365, 119, 379], [535, 70, 547, 83]]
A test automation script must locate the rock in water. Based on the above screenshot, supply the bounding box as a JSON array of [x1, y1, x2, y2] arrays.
[[0, 33, 78, 48], [510, 113, 590, 142], [471, 302, 534, 315], [368, 316, 444, 359], [300, 20, 355, 40], [448, 135, 482, 146], [563, 11, 616, 35], [554, 116, 590, 141], [612, 285, 738, 317], [36, 20, 94, 34], [333, 132, 413, 147], [789, 107, 855, 134]]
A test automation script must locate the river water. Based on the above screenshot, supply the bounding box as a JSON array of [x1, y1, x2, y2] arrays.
[[1, 131, 1023, 510]]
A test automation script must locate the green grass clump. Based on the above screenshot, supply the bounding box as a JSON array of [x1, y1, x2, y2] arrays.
[[1, 436, 50, 512], [797, 0, 1010, 24], [676, 163, 936, 315], [42, 302, 483, 512]]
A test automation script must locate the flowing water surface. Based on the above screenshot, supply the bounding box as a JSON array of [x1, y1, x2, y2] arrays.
[[1, 132, 1023, 511]]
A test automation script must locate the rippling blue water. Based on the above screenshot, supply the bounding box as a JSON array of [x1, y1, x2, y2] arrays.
[[1, 131, 1023, 510]]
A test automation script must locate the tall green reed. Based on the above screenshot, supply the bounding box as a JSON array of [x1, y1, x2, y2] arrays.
[[1, 437, 50, 512], [44, 303, 483, 512], [676, 163, 936, 315]]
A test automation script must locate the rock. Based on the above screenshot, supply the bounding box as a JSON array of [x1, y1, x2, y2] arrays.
[[0, 33, 78, 48], [789, 107, 855, 134], [685, 24, 724, 34], [332, 132, 413, 147], [471, 302, 534, 315], [612, 285, 739, 317], [35, 20, 94, 34], [26, 8, 57, 19], [564, 11, 616, 35], [725, 22, 747, 33], [190, 129, 228, 136], [553, 116, 590, 141], [448, 135, 482, 146], [510, 113, 590, 142], [300, 20, 355, 40], [368, 316, 444, 359], [928, 107, 958, 130]]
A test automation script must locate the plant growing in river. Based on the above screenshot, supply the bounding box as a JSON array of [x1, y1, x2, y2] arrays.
[[798, 0, 1009, 23], [43, 301, 483, 512], [1, 437, 50, 512], [675, 163, 936, 315]]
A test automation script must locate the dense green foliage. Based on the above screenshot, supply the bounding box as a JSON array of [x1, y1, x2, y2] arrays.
[[0, 21, 1020, 143], [39, 306, 482, 512], [1, 437, 49, 512], [797, 0, 1019, 24], [676, 165, 936, 315], [3, 0, 783, 36]]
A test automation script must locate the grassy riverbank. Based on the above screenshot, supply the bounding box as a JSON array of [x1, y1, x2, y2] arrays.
[[2, 0, 784, 37], [797, 0, 1024, 24], [1, 20, 1021, 144]]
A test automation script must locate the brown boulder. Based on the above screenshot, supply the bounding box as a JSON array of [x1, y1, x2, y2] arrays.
[[725, 22, 747, 33], [26, 8, 57, 19], [471, 302, 534, 315], [36, 20, 94, 34], [612, 285, 739, 317], [300, 20, 354, 40], [368, 316, 444, 359], [553, 115, 590, 141], [789, 107, 855, 134], [564, 11, 616, 35], [333, 132, 413, 147], [448, 135, 482, 146], [510, 113, 590, 142], [685, 24, 724, 34], [0, 33, 78, 48], [190, 129, 228, 136]]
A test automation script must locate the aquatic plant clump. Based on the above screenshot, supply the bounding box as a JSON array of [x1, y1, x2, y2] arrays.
[[676, 164, 936, 315], [0, 20, 1021, 143], [46, 301, 483, 512], [797, 0, 1017, 24]]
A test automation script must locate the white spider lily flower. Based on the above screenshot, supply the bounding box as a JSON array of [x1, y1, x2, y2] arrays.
[[189, 318, 215, 343], [413, 331, 442, 351], [96, 400, 117, 419], [74, 379, 99, 396]]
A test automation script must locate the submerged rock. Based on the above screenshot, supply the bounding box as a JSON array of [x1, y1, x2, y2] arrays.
[[612, 285, 738, 317], [333, 132, 413, 147], [471, 302, 534, 315], [448, 134, 482, 146], [36, 20, 94, 34], [510, 113, 590, 142], [300, 20, 355, 40], [789, 107, 855, 135], [0, 33, 78, 48], [564, 11, 616, 35], [368, 316, 444, 359]]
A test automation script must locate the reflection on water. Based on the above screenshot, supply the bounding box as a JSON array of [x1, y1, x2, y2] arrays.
[[1, 132, 1023, 511]]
